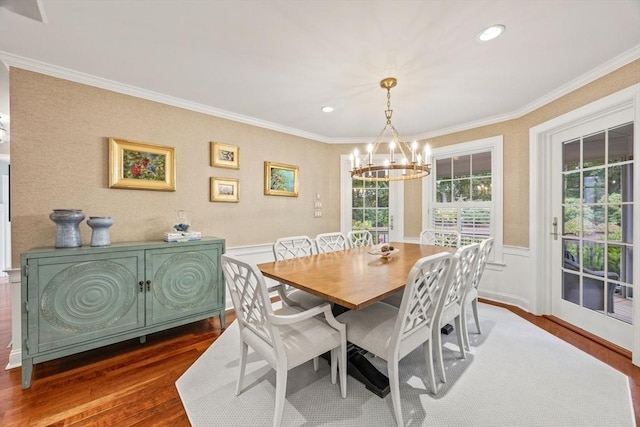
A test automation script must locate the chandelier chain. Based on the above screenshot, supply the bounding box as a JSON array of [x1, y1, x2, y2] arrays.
[[386, 87, 392, 125]]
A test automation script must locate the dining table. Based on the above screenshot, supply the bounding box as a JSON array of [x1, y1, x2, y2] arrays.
[[257, 241, 455, 397]]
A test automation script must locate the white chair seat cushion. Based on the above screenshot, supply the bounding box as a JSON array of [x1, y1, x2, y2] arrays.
[[337, 302, 399, 358], [287, 289, 327, 310], [243, 306, 342, 370]]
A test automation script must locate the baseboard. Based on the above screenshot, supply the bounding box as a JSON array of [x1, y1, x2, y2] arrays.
[[5, 348, 21, 370], [544, 314, 632, 360], [479, 290, 530, 313]]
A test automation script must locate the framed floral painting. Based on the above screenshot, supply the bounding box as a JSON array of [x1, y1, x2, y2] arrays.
[[264, 161, 298, 197], [109, 138, 176, 191]]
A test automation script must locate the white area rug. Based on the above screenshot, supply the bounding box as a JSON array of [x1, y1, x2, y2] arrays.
[[176, 304, 635, 426]]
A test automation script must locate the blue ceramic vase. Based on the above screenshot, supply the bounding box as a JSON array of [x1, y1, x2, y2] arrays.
[[50, 209, 85, 248], [87, 216, 114, 247]]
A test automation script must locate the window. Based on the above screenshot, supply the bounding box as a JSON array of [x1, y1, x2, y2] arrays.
[[424, 136, 503, 262], [340, 155, 404, 243], [351, 172, 389, 244]]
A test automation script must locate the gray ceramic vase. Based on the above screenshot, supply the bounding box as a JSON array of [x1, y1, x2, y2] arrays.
[[87, 216, 114, 247], [50, 209, 85, 248]]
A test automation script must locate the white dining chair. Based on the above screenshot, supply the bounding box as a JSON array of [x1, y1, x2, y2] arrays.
[[222, 254, 347, 427], [382, 229, 460, 308], [315, 232, 349, 253], [420, 229, 461, 247], [461, 237, 494, 350], [347, 230, 373, 248], [272, 236, 326, 310], [432, 242, 480, 384], [337, 252, 453, 427]]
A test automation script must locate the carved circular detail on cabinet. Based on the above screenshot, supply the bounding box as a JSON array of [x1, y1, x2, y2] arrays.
[[153, 252, 217, 309], [41, 260, 137, 333]]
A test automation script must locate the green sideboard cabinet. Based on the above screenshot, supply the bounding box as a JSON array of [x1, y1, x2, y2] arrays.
[[20, 237, 225, 389]]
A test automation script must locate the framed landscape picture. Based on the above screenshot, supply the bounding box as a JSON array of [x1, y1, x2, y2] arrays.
[[264, 161, 298, 197], [211, 142, 240, 169], [109, 138, 176, 191], [210, 177, 239, 202]]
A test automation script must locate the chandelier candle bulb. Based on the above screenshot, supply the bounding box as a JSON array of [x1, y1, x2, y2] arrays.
[[367, 144, 373, 165], [411, 141, 418, 163], [390, 141, 395, 163], [424, 145, 431, 165]]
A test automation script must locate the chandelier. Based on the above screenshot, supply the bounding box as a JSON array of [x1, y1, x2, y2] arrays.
[[350, 77, 431, 182]]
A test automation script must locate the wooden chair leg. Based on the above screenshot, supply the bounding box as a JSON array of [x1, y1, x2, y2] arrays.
[[461, 306, 471, 351], [472, 298, 481, 334], [423, 339, 437, 394], [433, 328, 446, 383], [339, 343, 347, 398], [388, 357, 404, 427], [330, 349, 337, 385], [273, 365, 288, 427], [455, 315, 466, 359], [235, 342, 248, 396]]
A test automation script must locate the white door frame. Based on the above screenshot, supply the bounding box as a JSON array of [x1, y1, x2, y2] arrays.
[[529, 84, 640, 366], [0, 153, 9, 274]]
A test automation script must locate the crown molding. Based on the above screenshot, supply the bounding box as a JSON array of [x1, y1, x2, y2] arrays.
[[2, 45, 638, 145], [408, 44, 640, 141], [0, 51, 327, 143]]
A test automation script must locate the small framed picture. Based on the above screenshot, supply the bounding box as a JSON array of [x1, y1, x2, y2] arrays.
[[264, 161, 298, 197], [211, 142, 239, 169], [210, 177, 239, 202], [109, 138, 176, 191]]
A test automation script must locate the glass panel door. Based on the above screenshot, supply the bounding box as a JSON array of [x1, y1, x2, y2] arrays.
[[561, 123, 633, 324], [553, 117, 634, 351]]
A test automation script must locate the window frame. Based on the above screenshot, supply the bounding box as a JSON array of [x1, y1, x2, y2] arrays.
[[422, 135, 504, 263]]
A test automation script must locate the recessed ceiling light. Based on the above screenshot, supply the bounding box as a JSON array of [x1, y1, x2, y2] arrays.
[[477, 24, 506, 42], [321, 106, 334, 113]]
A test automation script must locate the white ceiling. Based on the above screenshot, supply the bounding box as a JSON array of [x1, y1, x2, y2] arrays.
[[0, 0, 639, 142]]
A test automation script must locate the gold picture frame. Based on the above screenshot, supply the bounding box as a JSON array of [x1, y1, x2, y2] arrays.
[[109, 138, 176, 191], [211, 142, 240, 169], [210, 177, 239, 202], [264, 161, 299, 197]]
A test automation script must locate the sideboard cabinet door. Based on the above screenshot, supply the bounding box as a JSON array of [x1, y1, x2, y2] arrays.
[[145, 243, 223, 326], [25, 251, 144, 355]]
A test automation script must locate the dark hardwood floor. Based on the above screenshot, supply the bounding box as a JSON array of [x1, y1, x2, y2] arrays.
[[0, 280, 638, 426]]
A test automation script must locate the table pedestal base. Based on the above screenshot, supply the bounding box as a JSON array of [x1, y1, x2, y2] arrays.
[[346, 347, 390, 398]]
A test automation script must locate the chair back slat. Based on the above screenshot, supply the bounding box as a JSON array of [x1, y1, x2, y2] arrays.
[[222, 255, 273, 346], [347, 230, 373, 248], [273, 235, 315, 260], [391, 252, 452, 349], [316, 232, 349, 253], [420, 229, 461, 247], [470, 237, 494, 291], [443, 243, 480, 308]]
